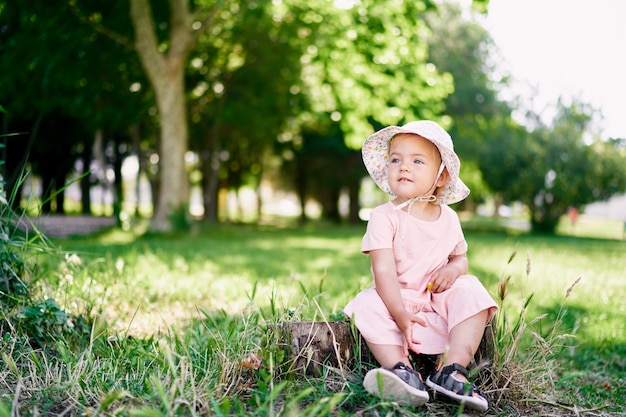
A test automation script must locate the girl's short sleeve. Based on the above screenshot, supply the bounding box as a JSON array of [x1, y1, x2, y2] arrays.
[[448, 208, 468, 256], [361, 207, 396, 254]]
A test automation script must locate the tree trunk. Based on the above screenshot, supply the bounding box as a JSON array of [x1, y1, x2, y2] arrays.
[[131, 124, 144, 217], [54, 173, 65, 214], [151, 73, 189, 230], [256, 163, 264, 223], [80, 140, 92, 215], [93, 130, 109, 213], [320, 187, 341, 223], [112, 139, 124, 225], [295, 155, 308, 225], [130, 0, 192, 231], [348, 181, 361, 224], [41, 177, 53, 214], [202, 149, 221, 223]]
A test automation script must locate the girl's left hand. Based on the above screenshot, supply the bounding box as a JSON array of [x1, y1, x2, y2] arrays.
[[428, 268, 457, 293], [428, 254, 467, 293]]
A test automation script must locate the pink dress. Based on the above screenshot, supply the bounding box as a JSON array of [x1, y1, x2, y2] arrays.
[[344, 202, 498, 354]]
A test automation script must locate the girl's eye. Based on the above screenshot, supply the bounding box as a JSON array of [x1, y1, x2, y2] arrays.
[[390, 157, 400, 163], [413, 159, 424, 165]]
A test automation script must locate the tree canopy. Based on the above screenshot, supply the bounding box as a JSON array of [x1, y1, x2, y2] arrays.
[[479, 98, 626, 233], [1, 0, 624, 233]]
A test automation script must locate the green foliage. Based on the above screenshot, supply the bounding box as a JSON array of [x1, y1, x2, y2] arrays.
[[186, 0, 314, 221], [16, 298, 90, 346], [1, 0, 151, 218], [300, 0, 451, 149], [0, 222, 624, 415], [2, 0, 621, 234], [0, 151, 31, 308], [425, 2, 513, 162], [0, 147, 93, 355], [480, 99, 626, 233], [0, 0, 146, 128], [0, 246, 29, 306], [0, 401, 8, 417], [166, 203, 191, 232]]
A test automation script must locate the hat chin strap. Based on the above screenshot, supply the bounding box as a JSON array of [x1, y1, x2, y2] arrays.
[[393, 163, 444, 211], [393, 194, 436, 211]]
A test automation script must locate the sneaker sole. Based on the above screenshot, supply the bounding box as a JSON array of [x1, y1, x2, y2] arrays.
[[425, 376, 488, 411], [363, 368, 429, 407]]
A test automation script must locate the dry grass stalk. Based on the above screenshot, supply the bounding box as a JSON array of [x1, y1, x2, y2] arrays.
[[479, 253, 579, 415]]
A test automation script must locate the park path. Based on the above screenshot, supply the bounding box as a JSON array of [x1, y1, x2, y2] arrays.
[[17, 215, 117, 238]]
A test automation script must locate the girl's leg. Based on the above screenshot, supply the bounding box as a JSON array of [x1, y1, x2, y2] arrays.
[[425, 309, 490, 410], [443, 309, 489, 382], [367, 308, 489, 371], [363, 342, 430, 406], [366, 342, 410, 369]]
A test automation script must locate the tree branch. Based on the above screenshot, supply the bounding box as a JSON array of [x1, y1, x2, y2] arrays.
[[189, 0, 230, 48], [130, 0, 165, 81], [167, 0, 193, 60], [69, 3, 134, 50]]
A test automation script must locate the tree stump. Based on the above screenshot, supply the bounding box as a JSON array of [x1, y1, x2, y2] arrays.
[[275, 321, 368, 376], [277, 320, 495, 379]]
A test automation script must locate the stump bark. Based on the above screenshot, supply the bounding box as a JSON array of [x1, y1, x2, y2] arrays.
[[275, 321, 367, 376], [277, 320, 495, 378]]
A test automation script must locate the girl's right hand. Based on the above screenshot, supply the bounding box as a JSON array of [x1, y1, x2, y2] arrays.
[[395, 310, 427, 357]]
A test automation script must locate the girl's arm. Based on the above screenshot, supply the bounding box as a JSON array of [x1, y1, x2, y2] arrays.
[[429, 253, 468, 293], [370, 248, 427, 357]]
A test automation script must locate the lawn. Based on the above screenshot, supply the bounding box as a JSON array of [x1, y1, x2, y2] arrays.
[[2, 216, 624, 416]]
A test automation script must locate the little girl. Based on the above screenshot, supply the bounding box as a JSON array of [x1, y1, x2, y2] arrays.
[[344, 120, 498, 411]]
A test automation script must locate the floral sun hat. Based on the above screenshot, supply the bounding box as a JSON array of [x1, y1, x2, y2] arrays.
[[362, 120, 470, 205]]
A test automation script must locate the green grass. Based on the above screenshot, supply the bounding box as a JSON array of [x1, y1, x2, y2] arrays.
[[47, 224, 370, 334], [2, 217, 625, 416]]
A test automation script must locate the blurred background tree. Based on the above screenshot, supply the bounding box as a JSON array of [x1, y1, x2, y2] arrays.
[[0, 0, 148, 218], [1, 0, 624, 233], [480, 98, 626, 233]]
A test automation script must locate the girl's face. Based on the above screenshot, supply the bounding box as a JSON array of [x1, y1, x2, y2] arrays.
[[387, 133, 447, 202]]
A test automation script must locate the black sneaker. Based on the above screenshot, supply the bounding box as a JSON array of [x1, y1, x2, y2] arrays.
[[363, 362, 429, 406]]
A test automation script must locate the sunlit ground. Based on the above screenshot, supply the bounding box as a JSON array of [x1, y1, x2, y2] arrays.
[[556, 215, 625, 240], [48, 211, 626, 344]]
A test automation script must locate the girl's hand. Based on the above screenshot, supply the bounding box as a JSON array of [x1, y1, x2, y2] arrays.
[[428, 254, 467, 293], [428, 267, 457, 293], [395, 310, 427, 356]]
